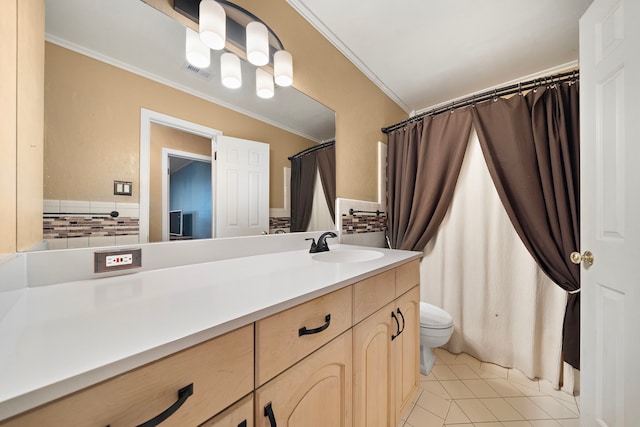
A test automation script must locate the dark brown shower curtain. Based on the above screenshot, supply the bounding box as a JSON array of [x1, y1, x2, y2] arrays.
[[290, 143, 336, 232], [386, 111, 472, 251], [317, 145, 336, 220], [386, 81, 580, 369], [290, 153, 317, 232], [471, 83, 581, 369]]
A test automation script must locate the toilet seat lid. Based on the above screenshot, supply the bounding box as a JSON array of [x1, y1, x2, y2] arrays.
[[420, 302, 453, 329]]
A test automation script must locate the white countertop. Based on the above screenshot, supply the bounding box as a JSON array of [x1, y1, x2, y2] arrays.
[[0, 244, 420, 421]]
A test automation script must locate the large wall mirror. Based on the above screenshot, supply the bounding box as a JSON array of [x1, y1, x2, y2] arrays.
[[39, 0, 336, 251]]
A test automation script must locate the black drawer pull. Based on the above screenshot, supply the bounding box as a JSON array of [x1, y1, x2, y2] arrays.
[[135, 383, 193, 427], [238, 421, 247, 427], [391, 311, 400, 341], [264, 402, 277, 427], [396, 308, 406, 335], [298, 314, 331, 336]]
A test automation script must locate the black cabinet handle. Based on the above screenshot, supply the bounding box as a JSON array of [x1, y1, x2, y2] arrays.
[[238, 421, 247, 427], [391, 311, 400, 341], [298, 314, 331, 336], [396, 308, 406, 336], [264, 402, 277, 427], [134, 383, 194, 427]]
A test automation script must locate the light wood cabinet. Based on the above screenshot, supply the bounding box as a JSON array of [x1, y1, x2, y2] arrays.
[[254, 331, 353, 427], [0, 325, 254, 427], [393, 286, 420, 418], [353, 302, 396, 427], [352, 262, 420, 427], [256, 286, 352, 386], [200, 394, 253, 427]]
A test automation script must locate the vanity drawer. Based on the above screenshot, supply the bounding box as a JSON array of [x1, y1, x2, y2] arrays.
[[395, 260, 420, 297], [1, 325, 254, 427], [255, 286, 352, 386], [353, 269, 396, 324]]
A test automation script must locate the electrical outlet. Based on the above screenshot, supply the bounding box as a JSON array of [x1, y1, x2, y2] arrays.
[[95, 249, 142, 273], [105, 253, 133, 267]]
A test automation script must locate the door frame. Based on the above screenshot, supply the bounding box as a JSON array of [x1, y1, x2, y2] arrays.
[[139, 108, 222, 243], [161, 148, 213, 241]]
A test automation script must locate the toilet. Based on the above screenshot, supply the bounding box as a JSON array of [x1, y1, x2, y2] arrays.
[[419, 302, 454, 375]]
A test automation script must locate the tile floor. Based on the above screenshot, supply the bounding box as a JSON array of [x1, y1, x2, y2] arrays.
[[400, 348, 580, 427]]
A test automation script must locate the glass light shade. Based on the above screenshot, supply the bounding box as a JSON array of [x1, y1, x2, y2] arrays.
[[274, 50, 293, 87], [256, 68, 274, 99], [221, 52, 242, 89], [199, 0, 225, 50], [246, 21, 269, 66], [185, 27, 210, 68]]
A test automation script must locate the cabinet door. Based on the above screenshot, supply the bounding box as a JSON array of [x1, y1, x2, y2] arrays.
[[200, 394, 253, 427], [393, 286, 420, 421], [352, 302, 396, 427], [255, 331, 352, 427]]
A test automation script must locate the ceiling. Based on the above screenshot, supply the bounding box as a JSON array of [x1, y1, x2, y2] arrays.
[[287, 0, 594, 114]]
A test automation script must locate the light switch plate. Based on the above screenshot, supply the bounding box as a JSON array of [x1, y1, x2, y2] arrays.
[[114, 180, 133, 196]]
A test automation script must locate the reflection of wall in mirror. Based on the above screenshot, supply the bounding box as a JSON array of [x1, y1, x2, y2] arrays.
[[43, 42, 316, 211]]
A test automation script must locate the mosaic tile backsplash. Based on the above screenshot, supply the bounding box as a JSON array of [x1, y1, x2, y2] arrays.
[[43, 215, 139, 239], [341, 213, 387, 234], [269, 216, 291, 232]]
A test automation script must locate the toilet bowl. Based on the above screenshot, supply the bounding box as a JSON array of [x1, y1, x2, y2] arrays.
[[419, 302, 454, 375]]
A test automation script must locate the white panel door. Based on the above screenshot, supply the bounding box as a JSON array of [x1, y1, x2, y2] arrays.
[[580, 0, 640, 425], [214, 135, 269, 238]]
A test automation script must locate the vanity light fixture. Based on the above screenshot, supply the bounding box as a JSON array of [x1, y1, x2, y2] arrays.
[[256, 68, 274, 98], [185, 27, 210, 68], [221, 52, 242, 89], [199, 0, 226, 50], [176, 0, 293, 96]]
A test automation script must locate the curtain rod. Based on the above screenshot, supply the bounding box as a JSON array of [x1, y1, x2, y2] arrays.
[[381, 69, 579, 134], [288, 140, 335, 160]]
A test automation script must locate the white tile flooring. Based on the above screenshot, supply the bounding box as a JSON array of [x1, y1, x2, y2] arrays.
[[400, 348, 580, 427]]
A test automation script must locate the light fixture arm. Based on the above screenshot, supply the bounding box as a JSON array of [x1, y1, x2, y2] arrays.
[[215, 0, 285, 51], [174, 0, 285, 57]]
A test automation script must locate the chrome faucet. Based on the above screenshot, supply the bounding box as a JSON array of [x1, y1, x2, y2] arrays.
[[307, 232, 337, 253]]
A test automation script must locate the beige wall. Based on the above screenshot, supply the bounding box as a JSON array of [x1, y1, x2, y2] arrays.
[[44, 43, 315, 209], [149, 124, 211, 242]]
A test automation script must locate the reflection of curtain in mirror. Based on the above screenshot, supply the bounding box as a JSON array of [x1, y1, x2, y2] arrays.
[[290, 154, 317, 232], [316, 145, 336, 220], [306, 170, 334, 231], [290, 143, 336, 232]]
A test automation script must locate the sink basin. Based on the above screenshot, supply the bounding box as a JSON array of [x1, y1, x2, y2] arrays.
[[312, 249, 384, 263]]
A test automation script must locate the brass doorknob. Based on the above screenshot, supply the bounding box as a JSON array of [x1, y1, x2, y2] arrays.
[[570, 251, 594, 266]]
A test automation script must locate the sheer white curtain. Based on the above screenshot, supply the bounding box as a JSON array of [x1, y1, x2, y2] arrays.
[[306, 169, 334, 231], [420, 128, 567, 386]]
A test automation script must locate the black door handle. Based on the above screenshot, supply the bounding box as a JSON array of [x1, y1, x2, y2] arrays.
[[391, 311, 400, 341], [264, 402, 277, 427], [134, 383, 193, 427], [396, 307, 406, 335], [299, 314, 331, 336]]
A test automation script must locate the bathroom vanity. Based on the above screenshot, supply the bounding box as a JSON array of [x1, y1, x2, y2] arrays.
[[0, 243, 421, 426]]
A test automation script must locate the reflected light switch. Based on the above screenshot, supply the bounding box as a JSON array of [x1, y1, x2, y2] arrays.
[[114, 180, 133, 196]]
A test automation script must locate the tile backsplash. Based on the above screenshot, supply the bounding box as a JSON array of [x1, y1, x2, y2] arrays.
[[43, 200, 140, 250], [336, 198, 387, 248]]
